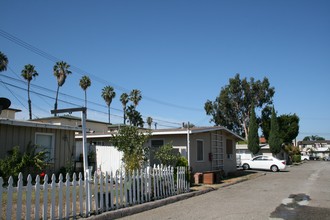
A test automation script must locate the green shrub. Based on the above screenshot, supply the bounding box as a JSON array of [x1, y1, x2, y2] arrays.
[[292, 154, 301, 163]]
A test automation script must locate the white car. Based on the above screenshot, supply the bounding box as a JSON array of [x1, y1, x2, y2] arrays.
[[242, 155, 286, 172]]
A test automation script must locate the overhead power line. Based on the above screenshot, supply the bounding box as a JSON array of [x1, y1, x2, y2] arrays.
[[0, 75, 182, 127], [0, 28, 203, 112]]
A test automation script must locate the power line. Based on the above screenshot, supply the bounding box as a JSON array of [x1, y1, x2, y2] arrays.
[[0, 76, 181, 127], [0, 28, 203, 112]]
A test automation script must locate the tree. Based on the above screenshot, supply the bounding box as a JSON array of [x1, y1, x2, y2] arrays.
[[146, 117, 153, 129], [101, 86, 116, 124], [205, 73, 275, 138], [126, 105, 144, 127], [21, 64, 38, 120], [130, 89, 142, 108], [53, 61, 72, 116], [278, 114, 299, 144], [260, 105, 272, 140], [120, 93, 129, 124], [79, 75, 91, 109], [268, 107, 282, 155], [110, 126, 150, 173], [247, 104, 260, 154], [0, 51, 8, 72], [303, 135, 325, 141], [155, 142, 180, 166]]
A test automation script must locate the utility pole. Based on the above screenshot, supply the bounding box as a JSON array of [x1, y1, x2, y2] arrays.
[[187, 121, 190, 167], [51, 107, 91, 214]]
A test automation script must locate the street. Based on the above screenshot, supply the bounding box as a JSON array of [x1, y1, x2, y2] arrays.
[[119, 161, 330, 220]]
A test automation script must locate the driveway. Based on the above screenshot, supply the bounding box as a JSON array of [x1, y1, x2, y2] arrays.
[[118, 161, 330, 220]]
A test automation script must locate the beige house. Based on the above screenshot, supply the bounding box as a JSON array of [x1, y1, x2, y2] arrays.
[[0, 111, 80, 175], [75, 126, 244, 176]]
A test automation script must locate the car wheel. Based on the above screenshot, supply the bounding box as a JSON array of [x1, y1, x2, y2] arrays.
[[271, 165, 279, 172], [242, 163, 250, 170]]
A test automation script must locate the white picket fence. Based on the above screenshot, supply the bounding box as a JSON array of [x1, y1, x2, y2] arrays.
[[0, 165, 189, 219]]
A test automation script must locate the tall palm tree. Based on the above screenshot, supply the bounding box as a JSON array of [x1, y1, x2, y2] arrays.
[[21, 64, 38, 120], [53, 61, 72, 116], [0, 51, 9, 72], [130, 89, 142, 108], [146, 117, 153, 129], [79, 75, 91, 109], [120, 93, 129, 124], [102, 86, 116, 124]]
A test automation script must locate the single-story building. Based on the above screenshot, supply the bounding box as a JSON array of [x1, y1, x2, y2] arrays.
[[298, 140, 330, 159], [75, 126, 244, 176], [0, 117, 80, 175]]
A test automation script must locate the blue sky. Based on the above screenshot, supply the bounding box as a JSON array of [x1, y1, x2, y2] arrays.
[[1, 1, 329, 141]]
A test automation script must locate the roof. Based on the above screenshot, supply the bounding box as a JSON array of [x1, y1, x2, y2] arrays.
[[0, 118, 81, 131], [298, 140, 330, 145], [151, 126, 244, 140], [32, 115, 109, 125], [76, 126, 244, 141]]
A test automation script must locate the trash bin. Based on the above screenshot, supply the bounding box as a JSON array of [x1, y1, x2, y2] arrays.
[[194, 173, 203, 184], [203, 171, 214, 184]]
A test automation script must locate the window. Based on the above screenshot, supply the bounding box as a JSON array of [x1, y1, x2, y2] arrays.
[[35, 133, 55, 162], [226, 139, 233, 159], [197, 140, 204, 161], [151, 139, 164, 148]]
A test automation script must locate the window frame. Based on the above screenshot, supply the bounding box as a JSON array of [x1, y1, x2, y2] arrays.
[[35, 132, 55, 163]]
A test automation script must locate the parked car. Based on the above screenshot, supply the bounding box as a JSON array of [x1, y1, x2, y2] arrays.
[[309, 155, 320, 160], [301, 154, 310, 161], [323, 156, 330, 161], [242, 155, 286, 172]]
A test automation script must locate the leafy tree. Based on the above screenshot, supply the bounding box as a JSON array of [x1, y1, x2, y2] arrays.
[[79, 75, 91, 109], [101, 86, 116, 124], [120, 93, 129, 124], [21, 64, 38, 120], [284, 144, 301, 164], [146, 117, 153, 129], [260, 105, 272, 140], [247, 104, 260, 154], [261, 111, 299, 143], [205, 73, 274, 138], [126, 105, 144, 127], [303, 135, 325, 141], [130, 89, 142, 108], [155, 142, 180, 166], [268, 107, 282, 155], [110, 126, 150, 173], [278, 114, 299, 144], [0, 51, 8, 72], [53, 61, 72, 116]]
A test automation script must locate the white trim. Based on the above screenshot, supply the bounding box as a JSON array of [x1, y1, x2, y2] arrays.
[[35, 132, 55, 162]]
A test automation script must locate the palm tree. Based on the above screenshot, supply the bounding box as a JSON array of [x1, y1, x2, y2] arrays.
[[53, 61, 72, 116], [102, 86, 116, 124], [146, 117, 153, 129], [120, 93, 129, 124], [0, 51, 9, 72], [21, 64, 38, 120], [79, 75, 91, 109], [130, 89, 142, 108]]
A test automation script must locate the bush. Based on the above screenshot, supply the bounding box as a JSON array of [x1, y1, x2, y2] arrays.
[[292, 154, 301, 163]]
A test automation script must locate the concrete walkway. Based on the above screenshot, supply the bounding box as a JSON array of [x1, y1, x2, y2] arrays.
[[86, 172, 264, 220]]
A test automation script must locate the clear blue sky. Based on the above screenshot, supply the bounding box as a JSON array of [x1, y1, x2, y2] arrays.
[[1, 1, 329, 141]]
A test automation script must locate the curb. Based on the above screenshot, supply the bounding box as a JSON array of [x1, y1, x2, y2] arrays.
[[86, 172, 264, 219]]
